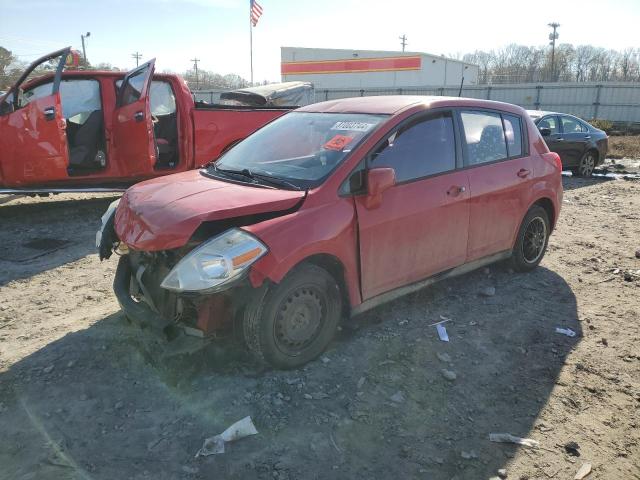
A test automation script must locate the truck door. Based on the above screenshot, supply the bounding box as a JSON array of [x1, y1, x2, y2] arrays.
[[112, 59, 157, 176], [0, 48, 71, 187]]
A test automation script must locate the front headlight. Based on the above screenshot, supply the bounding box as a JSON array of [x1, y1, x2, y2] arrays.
[[160, 228, 268, 293]]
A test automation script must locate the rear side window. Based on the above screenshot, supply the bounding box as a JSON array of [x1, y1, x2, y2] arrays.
[[538, 116, 559, 135], [503, 114, 523, 157], [372, 112, 456, 182], [460, 111, 507, 165], [561, 116, 587, 133]]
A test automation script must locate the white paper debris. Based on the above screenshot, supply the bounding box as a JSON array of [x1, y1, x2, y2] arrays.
[[488, 433, 539, 448], [196, 416, 258, 457], [574, 463, 592, 479], [436, 324, 449, 342], [555, 327, 577, 337]]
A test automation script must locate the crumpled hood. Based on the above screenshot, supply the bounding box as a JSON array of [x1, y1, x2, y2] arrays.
[[114, 170, 305, 251]]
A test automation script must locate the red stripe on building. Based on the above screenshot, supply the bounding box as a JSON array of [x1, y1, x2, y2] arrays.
[[281, 56, 422, 75]]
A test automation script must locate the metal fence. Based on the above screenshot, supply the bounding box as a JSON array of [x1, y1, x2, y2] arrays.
[[313, 82, 640, 124], [191, 82, 640, 125]]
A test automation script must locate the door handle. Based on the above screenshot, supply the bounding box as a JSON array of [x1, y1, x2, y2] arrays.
[[44, 107, 56, 121], [517, 168, 531, 178], [556, 137, 564, 141], [584, 135, 591, 139], [446, 185, 466, 196], [134, 111, 144, 122]]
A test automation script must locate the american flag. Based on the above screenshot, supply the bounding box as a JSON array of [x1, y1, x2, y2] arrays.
[[250, 0, 263, 27]]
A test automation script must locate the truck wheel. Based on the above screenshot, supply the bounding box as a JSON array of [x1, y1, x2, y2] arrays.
[[510, 205, 550, 272], [242, 264, 342, 369]]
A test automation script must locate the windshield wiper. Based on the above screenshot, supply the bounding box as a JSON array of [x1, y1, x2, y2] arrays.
[[212, 165, 301, 191]]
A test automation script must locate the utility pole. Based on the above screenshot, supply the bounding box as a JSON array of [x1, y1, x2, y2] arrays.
[[548, 22, 560, 81], [131, 52, 142, 68], [81, 32, 91, 67], [399, 34, 407, 52], [191, 57, 200, 90]]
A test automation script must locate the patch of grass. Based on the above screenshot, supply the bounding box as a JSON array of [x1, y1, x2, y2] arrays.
[[606, 135, 640, 160]]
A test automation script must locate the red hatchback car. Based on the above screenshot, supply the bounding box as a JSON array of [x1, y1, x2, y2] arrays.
[[99, 96, 562, 368]]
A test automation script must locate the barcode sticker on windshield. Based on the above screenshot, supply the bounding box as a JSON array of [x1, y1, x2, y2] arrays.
[[331, 121, 374, 132]]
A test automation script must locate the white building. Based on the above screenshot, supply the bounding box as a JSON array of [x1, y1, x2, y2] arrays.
[[281, 47, 479, 89]]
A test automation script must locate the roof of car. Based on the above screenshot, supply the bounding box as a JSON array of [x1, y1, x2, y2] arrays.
[[298, 95, 527, 115], [526, 109, 560, 118]]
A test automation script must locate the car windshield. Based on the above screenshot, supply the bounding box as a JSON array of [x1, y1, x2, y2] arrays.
[[210, 111, 387, 189]]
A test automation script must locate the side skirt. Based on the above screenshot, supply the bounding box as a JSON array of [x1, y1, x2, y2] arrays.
[[351, 250, 512, 317]]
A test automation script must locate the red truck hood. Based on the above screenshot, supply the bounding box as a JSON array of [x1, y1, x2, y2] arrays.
[[114, 170, 305, 251]]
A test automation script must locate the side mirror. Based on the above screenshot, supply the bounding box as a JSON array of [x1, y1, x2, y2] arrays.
[[539, 127, 551, 137], [365, 167, 396, 209]]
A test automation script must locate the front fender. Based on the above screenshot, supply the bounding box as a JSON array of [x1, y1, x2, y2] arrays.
[[244, 198, 362, 307]]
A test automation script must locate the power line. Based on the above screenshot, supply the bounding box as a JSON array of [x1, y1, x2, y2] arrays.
[[132, 52, 142, 67], [399, 34, 407, 52], [191, 57, 200, 90]]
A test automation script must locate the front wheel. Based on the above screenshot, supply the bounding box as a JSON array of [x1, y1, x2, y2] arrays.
[[511, 205, 551, 272], [572, 151, 597, 177], [242, 264, 342, 369]]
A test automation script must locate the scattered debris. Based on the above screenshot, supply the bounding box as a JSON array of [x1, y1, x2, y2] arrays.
[[489, 433, 540, 448], [43, 364, 54, 374], [461, 450, 478, 459], [635, 249, 640, 259], [441, 369, 457, 381], [428, 315, 451, 327], [497, 468, 508, 479], [436, 324, 449, 342], [480, 286, 496, 297], [321, 356, 330, 364], [195, 416, 258, 457], [574, 463, 592, 479], [564, 441, 581, 456], [555, 327, 577, 337], [357, 377, 366, 389]]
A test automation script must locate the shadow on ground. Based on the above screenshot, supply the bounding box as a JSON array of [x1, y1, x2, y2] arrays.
[[0, 261, 580, 480], [0, 196, 120, 286]]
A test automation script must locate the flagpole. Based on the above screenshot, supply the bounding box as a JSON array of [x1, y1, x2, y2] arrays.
[[249, 3, 254, 86]]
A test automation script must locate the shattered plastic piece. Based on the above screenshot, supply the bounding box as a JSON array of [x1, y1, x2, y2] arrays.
[[488, 433, 539, 448], [195, 416, 258, 457], [436, 324, 449, 342], [574, 463, 592, 479], [555, 327, 577, 337]]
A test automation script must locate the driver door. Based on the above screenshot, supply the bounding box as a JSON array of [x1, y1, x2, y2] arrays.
[[0, 48, 71, 187], [112, 59, 156, 176]]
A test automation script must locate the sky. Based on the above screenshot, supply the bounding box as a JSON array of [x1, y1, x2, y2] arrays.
[[1, 0, 639, 82]]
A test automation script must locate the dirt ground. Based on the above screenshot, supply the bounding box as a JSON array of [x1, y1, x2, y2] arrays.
[[607, 135, 640, 160], [0, 174, 639, 480]]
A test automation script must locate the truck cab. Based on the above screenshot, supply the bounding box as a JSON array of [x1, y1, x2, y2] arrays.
[[0, 47, 309, 193]]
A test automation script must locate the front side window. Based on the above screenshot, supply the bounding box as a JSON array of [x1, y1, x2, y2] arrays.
[[372, 112, 456, 182], [538, 116, 559, 135], [211, 112, 387, 189], [21, 81, 54, 106], [561, 116, 587, 133], [461, 111, 507, 165]]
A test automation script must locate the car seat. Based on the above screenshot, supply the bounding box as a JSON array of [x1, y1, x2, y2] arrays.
[[475, 125, 506, 163], [69, 110, 105, 169]]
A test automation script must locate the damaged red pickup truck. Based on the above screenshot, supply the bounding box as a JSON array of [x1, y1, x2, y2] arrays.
[[98, 96, 562, 369], [0, 47, 308, 193]]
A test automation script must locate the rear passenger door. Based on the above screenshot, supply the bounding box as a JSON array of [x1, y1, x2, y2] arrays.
[[112, 59, 156, 176], [354, 110, 470, 299], [459, 110, 533, 261], [559, 115, 589, 165]]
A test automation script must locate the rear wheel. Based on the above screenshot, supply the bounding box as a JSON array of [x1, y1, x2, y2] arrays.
[[511, 205, 550, 272], [242, 264, 342, 369], [572, 150, 597, 177]]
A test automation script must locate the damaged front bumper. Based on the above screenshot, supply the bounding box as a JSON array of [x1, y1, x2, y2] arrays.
[[113, 254, 260, 338]]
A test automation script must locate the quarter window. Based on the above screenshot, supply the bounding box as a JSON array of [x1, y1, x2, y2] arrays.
[[460, 111, 507, 165], [503, 114, 523, 157], [372, 112, 456, 182]]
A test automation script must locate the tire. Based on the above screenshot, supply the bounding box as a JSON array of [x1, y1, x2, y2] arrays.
[[242, 264, 342, 369], [511, 205, 551, 272], [572, 150, 597, 177]]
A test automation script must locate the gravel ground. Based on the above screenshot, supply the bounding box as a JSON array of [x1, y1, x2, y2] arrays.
[[0, 175, 638, 480]]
